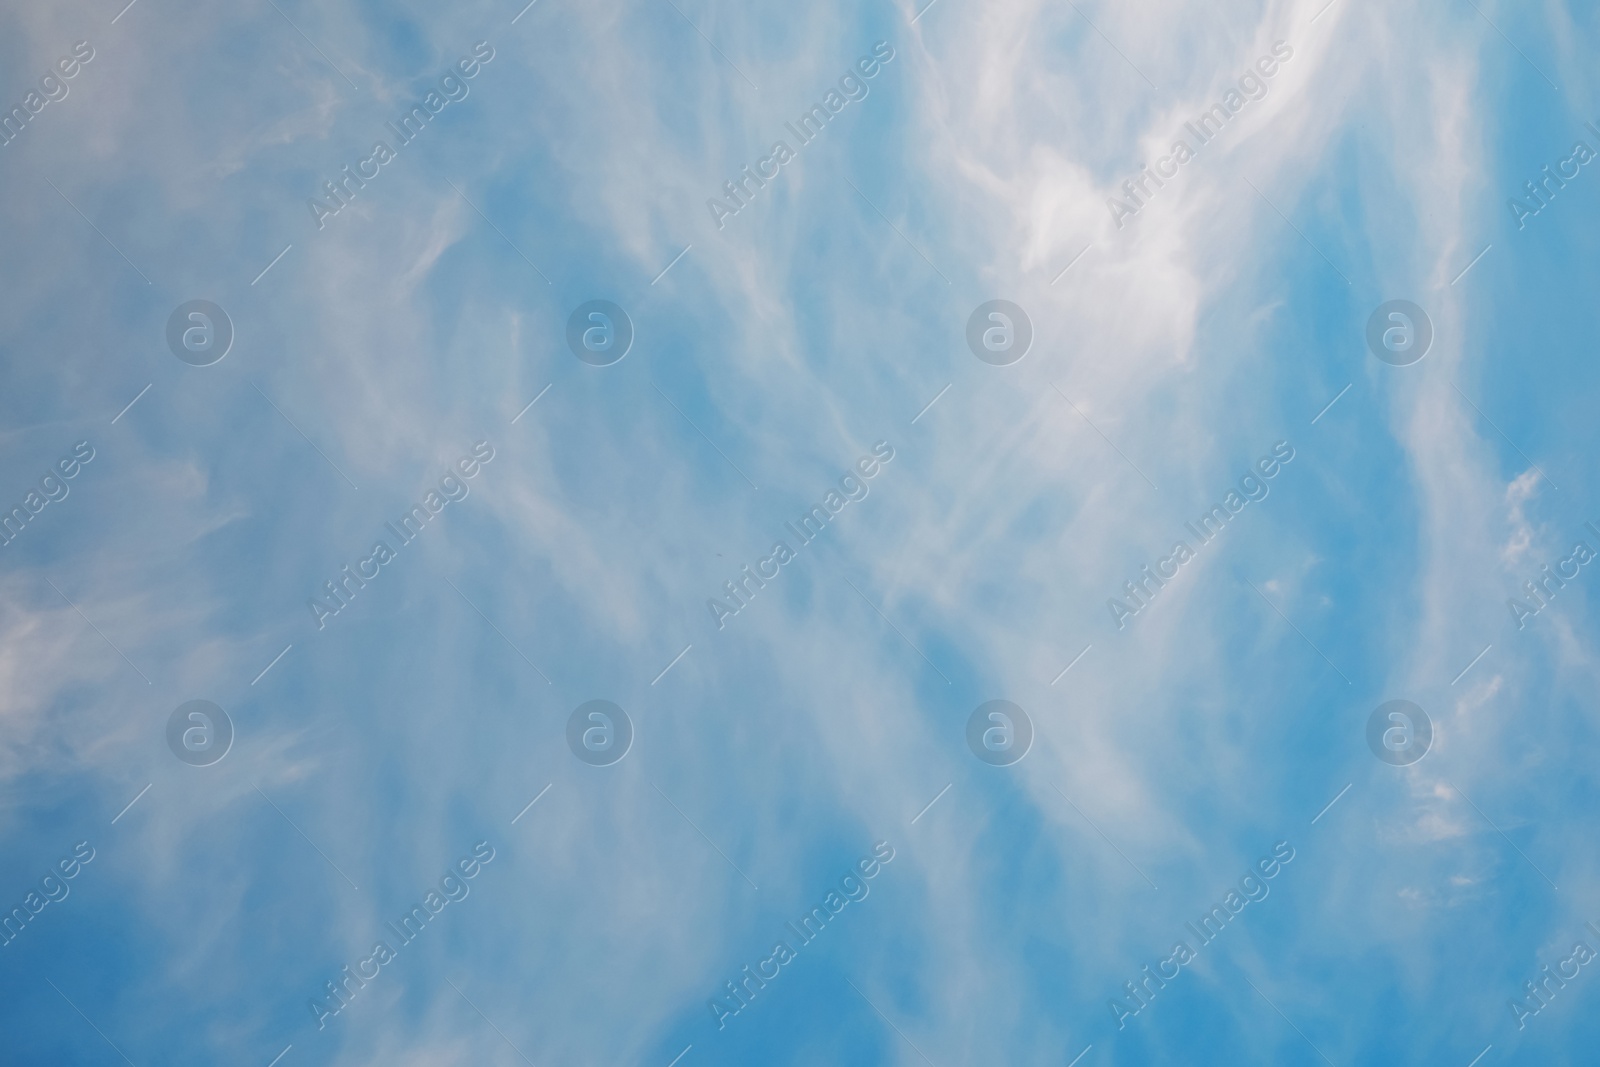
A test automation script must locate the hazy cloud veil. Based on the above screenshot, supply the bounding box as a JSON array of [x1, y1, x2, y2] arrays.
[[1, 0, 1597, 1065]]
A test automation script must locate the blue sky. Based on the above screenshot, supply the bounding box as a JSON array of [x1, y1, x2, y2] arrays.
[[2, 0, 1599, 1064]]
